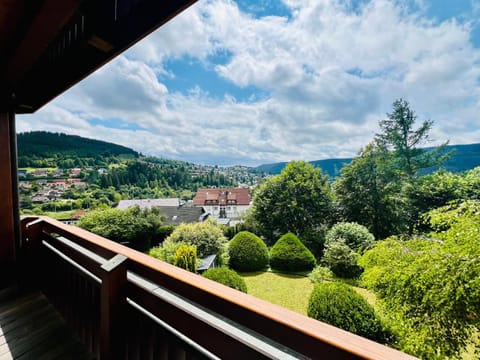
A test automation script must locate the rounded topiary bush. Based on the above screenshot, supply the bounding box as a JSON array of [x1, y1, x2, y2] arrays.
[[202, 267, 247, 293], [307, 282, 386, 342], [228, 231, 269, 271], [270, 233, 316, 272], [325, 222, 374, 252], [322, 240, 363, 278]]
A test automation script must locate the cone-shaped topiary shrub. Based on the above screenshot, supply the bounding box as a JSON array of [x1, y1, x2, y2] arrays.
[[228, 231, 269, 271], [307, 282, 387, 342], [202, 267, 247, 293], [270, 232, 316, 272]]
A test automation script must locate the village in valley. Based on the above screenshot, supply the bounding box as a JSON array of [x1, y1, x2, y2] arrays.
[[18, 160, 258, 227]]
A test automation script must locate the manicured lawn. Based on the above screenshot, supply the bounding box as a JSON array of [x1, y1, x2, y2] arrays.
[[353, 286, 377, 307], [240, 271, 377, 316], [240, 271, 313, 315]]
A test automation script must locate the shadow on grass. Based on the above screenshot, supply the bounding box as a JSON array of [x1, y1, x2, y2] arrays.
[[239, 269, 310, 279]]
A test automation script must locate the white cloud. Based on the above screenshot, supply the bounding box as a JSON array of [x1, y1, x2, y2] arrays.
[[20, 0, 480, 165]]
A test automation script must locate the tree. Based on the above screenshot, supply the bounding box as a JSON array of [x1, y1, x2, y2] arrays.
[[359, 201, 480, 358], [408, 169, 463, 231], [375, 98, 449, 178], [335, 143, 407, 238], [252, 161, 333, 249]]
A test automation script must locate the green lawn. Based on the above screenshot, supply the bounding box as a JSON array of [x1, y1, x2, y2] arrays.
[[19, 167, 57, 172], [42, 210, 77, 220], [240, 271, 478, 358], [240, 271, 377, 316], [240, 271, 313, 315]]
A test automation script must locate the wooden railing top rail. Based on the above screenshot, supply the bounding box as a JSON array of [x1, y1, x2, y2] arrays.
[[21, 216, 417, 360]]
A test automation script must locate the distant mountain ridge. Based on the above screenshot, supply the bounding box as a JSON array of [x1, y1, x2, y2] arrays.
[[255, 143, 480, 177], [17, 131, 139, 159], [17, 131, 480, 177]]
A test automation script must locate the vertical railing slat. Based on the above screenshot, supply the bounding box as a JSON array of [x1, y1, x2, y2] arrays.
[[100, 254, 127, 360]]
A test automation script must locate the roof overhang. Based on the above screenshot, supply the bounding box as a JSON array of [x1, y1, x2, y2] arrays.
[[0, 0, 197, 113]]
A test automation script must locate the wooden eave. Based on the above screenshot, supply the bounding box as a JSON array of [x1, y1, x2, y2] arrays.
[[0, 0, 197, 113]]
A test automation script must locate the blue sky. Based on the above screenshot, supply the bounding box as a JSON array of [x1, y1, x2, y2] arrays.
[[19, 0, 480, 166]]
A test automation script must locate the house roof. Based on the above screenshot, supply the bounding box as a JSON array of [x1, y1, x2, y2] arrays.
[[117, 198, 182, 210], [158, 206, 207, 225], [0, 0, 197, 113], [192, 188, 251, 206]]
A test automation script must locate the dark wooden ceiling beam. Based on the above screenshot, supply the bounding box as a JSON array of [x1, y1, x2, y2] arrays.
[[0, 0, 197, 113], [6, 0, 83, 84], [14, 0, 197, 113]]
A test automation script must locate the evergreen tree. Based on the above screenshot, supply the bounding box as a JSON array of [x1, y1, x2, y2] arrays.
[[375, 98, 450, 178], [335, 143, 407, 238]]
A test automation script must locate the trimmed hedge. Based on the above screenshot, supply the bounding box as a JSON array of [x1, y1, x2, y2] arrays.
[[325, 222, 374, 252], [307, 282, 386, 342], [270, 233, 316, 272], [202, 267, 247, 293], [228, 231, 269, 271]]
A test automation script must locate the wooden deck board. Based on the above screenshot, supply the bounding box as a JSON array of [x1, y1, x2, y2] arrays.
[[0, 291, 93, 360]]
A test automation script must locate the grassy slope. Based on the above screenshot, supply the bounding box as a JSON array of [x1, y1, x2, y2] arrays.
[[240, 272, 377, 316], [240, 272, 313, 315]]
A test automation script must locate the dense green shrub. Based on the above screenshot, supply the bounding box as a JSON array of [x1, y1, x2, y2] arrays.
[[78, 206, 163, 251], [325, 222, 374, 252], [309, 266, 334, 283], [322, 240, 362, 278], [148, 246, 166, 261], [359, 202, 480, 358], [228, 231, 269, 271], [156, 225, 176, 245], [307, 282, 386, 342], [221, 225, 236, 240], [173, 244, 197, 272], [299, 228, 327, 259], [270, 233, 316, 272], [148, 241, 187, 264], [202, 267, 247, 293], [165, 219, 227, 259]]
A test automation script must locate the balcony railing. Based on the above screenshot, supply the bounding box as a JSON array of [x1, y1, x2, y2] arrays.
[[19, 216, 416, 359]]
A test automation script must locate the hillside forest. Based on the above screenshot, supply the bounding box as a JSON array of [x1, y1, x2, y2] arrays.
[[18, 99, 480, 358]]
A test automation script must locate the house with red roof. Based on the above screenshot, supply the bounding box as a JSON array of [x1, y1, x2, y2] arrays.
[[192, 188, 251, 220]]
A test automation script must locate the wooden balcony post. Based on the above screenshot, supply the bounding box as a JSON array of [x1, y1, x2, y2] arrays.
[[20, 219, 44, 289], [100, 254, 128, 360], [0, 111, 20, 286]]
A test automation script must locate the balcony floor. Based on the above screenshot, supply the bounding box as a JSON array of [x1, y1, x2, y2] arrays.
[[0, 289, 93, 360]]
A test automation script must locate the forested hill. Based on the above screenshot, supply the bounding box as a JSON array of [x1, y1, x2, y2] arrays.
[[255, 143, 480, 177], [17, 131, 139, 167]]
